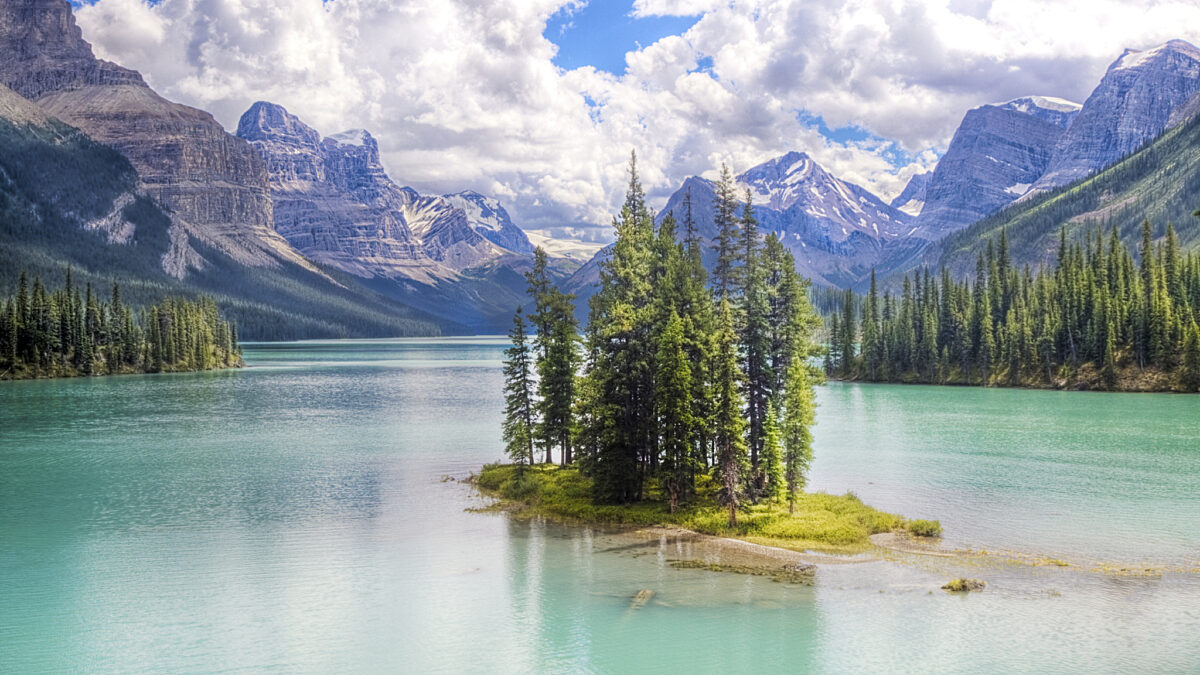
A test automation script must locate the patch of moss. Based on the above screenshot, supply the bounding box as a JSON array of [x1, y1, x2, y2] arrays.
[[942, 578, 986, 592]]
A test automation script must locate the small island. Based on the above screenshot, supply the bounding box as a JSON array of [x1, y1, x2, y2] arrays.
[[1, 270, 242, 380], [479, 155, 939, 574]]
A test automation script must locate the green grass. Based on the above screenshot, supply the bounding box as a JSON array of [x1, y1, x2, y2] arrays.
[[475, 463, 922, 552]]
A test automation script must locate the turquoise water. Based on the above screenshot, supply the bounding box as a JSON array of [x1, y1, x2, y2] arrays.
[[2, 338, 1198, 673]]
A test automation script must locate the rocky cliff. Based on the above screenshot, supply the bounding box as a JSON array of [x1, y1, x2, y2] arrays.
[[236, 101, 534, 284], [914, 97, 1079, 237], [1030, 40, 1200, 193], [0, 0, 309, 276]]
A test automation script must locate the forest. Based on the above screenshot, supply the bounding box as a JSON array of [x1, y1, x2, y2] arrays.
[[827, 222, 1200, 392], [501, 154, 825, 524], [0, 270, 242, 379]]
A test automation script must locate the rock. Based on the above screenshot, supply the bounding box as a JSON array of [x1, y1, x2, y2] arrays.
[[236, 101, 530, 283], [0, 0, 310, 276], [915, 98, 1078, 238], [942, 578, 986, 592], [1030, 40, 1200, 194], [890, 172, 931, 216], [629, 589, 655, 609]]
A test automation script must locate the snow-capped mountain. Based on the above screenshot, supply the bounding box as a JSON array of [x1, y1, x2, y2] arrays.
[[237, 101, 539, 282], [913, 96, 1079, 237], [737, 151, 912, 242], [442, 190, 535, 255], [1030, 39, 1200, 194], [568, 151, 916, 293]]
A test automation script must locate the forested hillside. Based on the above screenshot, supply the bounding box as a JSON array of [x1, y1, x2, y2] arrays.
[[926, 106, 1200, 279]]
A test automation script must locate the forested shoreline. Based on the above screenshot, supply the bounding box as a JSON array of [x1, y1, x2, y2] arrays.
[[1, 270, 242, 380], [825, 222, 1200, 393]]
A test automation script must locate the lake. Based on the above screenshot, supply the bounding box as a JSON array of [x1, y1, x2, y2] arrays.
[[2, 338, 1198, 673]]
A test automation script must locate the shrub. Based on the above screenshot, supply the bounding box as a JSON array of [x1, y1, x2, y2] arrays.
[[907, 519, 943, 537]]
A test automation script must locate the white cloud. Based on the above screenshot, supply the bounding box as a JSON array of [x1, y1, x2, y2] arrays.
[[73, 0, 1200, 236]]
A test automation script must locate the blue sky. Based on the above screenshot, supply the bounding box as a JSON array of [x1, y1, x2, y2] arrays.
[[544, 3, 701, 74]]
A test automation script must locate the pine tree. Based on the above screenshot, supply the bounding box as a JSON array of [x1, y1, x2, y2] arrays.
[[782, 356, 816, 514], [655, 311, 694, 512], [1182, 321, 1200, 392], [713, 300, 748, 526], [502, 308, 537, 468], [711, 164, 740, 301], [759, 400, 785, 504]]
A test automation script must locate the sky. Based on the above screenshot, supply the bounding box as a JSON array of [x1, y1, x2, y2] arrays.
[[70, 0, 1200, 242]]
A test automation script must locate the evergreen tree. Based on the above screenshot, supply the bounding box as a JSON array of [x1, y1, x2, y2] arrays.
[[759, 401, 785, 504], [654, 311, 694, 512], [713, 300, 748, 526], [502, 308, 537, 468], [711, 164, 740, 301], [782, 356, 816, 514]]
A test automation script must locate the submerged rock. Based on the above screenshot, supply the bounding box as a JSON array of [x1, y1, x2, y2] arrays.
[[629, 589, 655, 610]]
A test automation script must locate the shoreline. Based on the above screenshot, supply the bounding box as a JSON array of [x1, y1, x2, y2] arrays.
[[469, 476, 1200, 583]]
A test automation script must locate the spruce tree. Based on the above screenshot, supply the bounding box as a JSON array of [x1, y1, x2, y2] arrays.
[[711, 164, 740, 301], [713, 300, 748, 526], [759, 400, 785, 504], [502, 308, 537, 468], [782, 356, 816, 514], [655, 311, 694, 512]]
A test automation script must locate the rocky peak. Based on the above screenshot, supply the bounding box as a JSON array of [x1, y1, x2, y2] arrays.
[[915, 102, 1067, 237], [1031, 39, 1200, 192], [442, 190, 534, 254], [996, 96, 1081, 128], [0, 0, 144, 100], [236, 101, 322, 147]]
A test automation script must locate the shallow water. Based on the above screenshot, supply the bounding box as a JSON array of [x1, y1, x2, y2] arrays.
[[2, 337, 1198, 673]]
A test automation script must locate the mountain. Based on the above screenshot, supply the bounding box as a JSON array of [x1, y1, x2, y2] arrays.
[[924, 96, 1200, 278], [0, 0, 318, 277], [442, 191, 535, 255], [914, 96, 1080, 237], [890, 172, 931, 216], [1029, 40, 1200, 194], [0, 0, 453, 339], [236, 101, 562, 332], [566, 151, 917, 304]]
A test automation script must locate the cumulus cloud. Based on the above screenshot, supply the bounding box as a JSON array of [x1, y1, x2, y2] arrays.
[[73, 0, 1200, 236]]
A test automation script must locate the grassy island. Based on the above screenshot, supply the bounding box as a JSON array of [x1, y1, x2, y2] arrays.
[[476, 463, 939, 552]]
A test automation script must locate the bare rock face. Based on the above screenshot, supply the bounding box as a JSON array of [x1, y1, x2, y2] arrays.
[[0, 0, 144, 100], [1031, 40, 1200, 193], [915, 98, 1078, 238], [890, 171, 931, 217], [237, 102, 443, 282], [0, 0, 311, 274], [236, 102, 516, 283]]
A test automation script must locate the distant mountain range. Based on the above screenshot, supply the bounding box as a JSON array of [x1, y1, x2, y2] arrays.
[[1, 0, 1199, 334], [570, 38, 1200, 296]]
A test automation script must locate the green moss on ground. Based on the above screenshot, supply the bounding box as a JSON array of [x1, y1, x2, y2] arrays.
[[475, 463, 930, 552]]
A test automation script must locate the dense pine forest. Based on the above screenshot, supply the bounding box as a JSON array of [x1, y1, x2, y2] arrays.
[[827, 222, 1200, 392], [0, 270, 242, 380], [502, 154, 825, 523]]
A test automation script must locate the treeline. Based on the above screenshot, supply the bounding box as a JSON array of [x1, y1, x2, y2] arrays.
[[1, 270, 242, 379], [827, 222, 1200, 391], [503, 154, 823, 523]]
